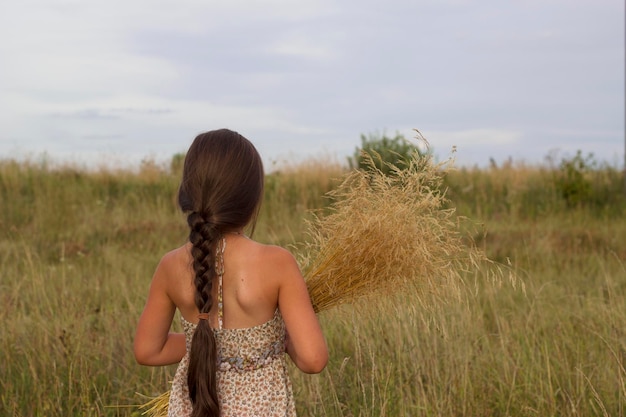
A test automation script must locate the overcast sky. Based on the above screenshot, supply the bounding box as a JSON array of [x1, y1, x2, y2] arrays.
[[0, 0, 623, 169]]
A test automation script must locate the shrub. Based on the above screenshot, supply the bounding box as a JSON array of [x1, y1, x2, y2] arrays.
[[348, 132, 425, 175], [555, 150, 595, 208]]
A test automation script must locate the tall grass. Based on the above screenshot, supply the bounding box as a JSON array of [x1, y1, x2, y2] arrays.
[[444, 158, 626, 220], [0, 155, 625, 416]]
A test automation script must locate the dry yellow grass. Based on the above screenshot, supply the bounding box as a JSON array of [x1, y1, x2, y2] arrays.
[[138, 392, 170, 417], [301, 140, 504, 312], [2, 147, 623, 416]]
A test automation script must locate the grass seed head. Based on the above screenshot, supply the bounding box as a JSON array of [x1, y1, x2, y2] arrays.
[[302, 131, 509, 312]]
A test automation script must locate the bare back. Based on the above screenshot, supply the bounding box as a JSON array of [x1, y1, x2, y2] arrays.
[[165, 234, 288, 330]]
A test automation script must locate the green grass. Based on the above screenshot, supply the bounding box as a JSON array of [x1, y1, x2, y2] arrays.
[[0, 157, 625, 416]]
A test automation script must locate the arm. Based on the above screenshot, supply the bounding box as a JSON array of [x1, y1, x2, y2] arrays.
[[134, 255, 186, 366], [276, 248, 328, 373]]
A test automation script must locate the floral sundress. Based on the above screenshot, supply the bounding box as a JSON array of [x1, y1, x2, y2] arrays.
[[167, 242, 296, 416]]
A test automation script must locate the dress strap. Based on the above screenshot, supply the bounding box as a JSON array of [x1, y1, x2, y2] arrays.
[[215, 237, 226, 330]]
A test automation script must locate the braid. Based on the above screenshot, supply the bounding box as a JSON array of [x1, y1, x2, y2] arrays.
[[187, 211, 221, 417], [188, 211, 218, 313]]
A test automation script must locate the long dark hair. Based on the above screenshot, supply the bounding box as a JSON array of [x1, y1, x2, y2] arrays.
[[178, 129, 264, 417]]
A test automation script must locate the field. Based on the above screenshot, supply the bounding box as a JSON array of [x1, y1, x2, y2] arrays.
[[1, 154, 625, 416]]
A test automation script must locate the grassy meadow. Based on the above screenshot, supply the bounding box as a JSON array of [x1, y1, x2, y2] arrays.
[[1, 154, 625, 416]]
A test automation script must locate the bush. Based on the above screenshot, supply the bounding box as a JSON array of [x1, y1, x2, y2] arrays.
[[555, 150, 595, 208], [551, 150, 625, 214], [348, 132, 425, 175]]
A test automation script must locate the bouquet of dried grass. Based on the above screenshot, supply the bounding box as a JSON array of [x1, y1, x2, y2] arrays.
[[303, 138, 471, 312], [137, 131, 510, 416]]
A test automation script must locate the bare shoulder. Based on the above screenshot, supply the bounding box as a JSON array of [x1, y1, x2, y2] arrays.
[[235, 240, 302, 289], [154, 244, 191, 280], [260, 244, 297, 263], [254, 243, 300, 273]]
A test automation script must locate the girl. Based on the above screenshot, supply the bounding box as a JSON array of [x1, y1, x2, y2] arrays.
[[133, 129, 328, 417]]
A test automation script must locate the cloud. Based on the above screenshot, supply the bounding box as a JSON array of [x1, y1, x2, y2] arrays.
[[49, 109, 120, 120], [0, 0, 622, 169], [266, 36, 337, 61], [418, 128, 522, 147]]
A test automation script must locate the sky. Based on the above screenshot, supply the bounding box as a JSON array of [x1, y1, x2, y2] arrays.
[[0, 0, 624, 170]]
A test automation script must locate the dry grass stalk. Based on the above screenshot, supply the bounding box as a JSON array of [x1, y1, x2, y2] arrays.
[[137, 131, 510, 415], [302, 134, 497, 312], [137, 391, 170, 417]]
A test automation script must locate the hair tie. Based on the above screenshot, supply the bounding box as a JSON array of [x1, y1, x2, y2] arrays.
[[197, 313, 210, 321]]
